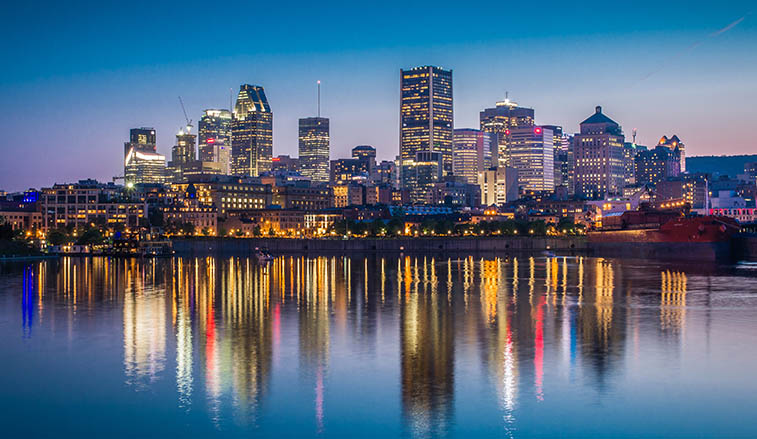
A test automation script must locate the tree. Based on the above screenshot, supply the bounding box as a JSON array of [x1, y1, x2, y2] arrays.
[[47, 229, 73, 246], [180, 222, 195, 235], [268, 227, 275, 237], [420, 218, 436, 235], [76, 227, 105, 245], [253, 225, 261, 237], [528, 220, 548, 236], [0, 221, 18, 241], [386, 218, 403, 236], [369, 220, 385, 236]]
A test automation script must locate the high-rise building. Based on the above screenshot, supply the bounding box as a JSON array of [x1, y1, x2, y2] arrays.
[[452, 129, 496, 185], [479, 98, 535, 167], [124, 127, 156, 162], [573, 106, 625, 199], [376, 160, 397, 188], [172, 129, 196, 165], [656, 135, 685, 173], [298, 117, 330, 184], [541, 125, 569, 190], [622, 142, 648, 187], [272, 155, 300, 173], [412, 151, 443, 200], [167, 128, 197, 183], [330, 158, 371, 186], [506, 126, 555, 193], [231, 84, 273, 177], [198, 109, 232, 173], [635, 146, 681, 187], [352, 145, 377, 177], [478, 167, 519, 206], [400, 66, 453, 203], [123, 127, 166, 185], [125, 149, 166, 185]]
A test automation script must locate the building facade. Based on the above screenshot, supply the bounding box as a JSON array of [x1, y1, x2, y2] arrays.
[[298, 117, 330, 184], [330, 158, 370, 186], [573, 106, 625, 199], [400, 66, 453, 203], [40, 181, 146, 231], [452, 128, 496, 185], [168, 129, 197, 183], [507, 126, 555, 193], [198, 109, 232, 173], [635, 146, 681, 187], [478, 167, 519, 206], [657, 135, 685, 173], [479, 98, 535, 167], [231, 84, 273, 177], [124, 127, 166, 185]]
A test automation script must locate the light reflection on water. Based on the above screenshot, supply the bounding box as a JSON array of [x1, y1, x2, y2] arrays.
[[2, 255, 757, 437]]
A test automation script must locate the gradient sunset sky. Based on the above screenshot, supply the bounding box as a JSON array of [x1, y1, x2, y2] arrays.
[[0, 0, 755, 191]]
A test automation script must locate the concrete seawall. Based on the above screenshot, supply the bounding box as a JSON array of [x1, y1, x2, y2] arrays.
[[174, 236, 588, 256], [173, 235, 757, 261]]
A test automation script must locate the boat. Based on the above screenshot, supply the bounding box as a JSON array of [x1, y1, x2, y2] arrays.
[[588, 207, 740, 261], [254, 247, 274, 263]]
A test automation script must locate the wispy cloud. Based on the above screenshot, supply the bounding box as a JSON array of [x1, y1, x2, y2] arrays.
[[635, 13, 750, 84]]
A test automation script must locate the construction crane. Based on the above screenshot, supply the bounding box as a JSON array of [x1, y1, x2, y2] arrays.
[[178, 96, 193, 133]]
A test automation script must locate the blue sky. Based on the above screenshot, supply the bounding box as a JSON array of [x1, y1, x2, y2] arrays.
[[1, 0, 755, 191]]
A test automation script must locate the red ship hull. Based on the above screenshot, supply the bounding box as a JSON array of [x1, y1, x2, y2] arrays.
[[588, 216, 739, 243], [587, 216, 740, 261]]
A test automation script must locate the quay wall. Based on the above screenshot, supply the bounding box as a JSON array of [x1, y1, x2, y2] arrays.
[[173, 235, 757, 261], [173, 236, 587, 256]]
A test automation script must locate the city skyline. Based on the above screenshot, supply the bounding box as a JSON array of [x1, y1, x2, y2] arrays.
[[1, 2, 755, 191]]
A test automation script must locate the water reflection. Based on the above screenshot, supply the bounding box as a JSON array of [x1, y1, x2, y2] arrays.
[[7, 254, 753, 437]]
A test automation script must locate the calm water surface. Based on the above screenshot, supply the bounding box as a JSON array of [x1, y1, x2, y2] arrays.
[[1, 255, 756, 438]]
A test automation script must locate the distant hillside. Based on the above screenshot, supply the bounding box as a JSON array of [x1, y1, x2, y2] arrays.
[[686, 155, 757, 177]]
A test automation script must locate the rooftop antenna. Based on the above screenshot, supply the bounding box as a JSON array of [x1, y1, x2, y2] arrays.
[[632, 128, 637, 144], [229, 88, 234, 114], [317, 80, 321, 117]]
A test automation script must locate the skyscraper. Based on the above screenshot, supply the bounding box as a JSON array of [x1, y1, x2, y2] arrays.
[[123, 127, 166, 185], [635, 146, 681, 187], [507, 126, 555, 193], [479, 98, 535, 167], [172, 129, 196, 165], [656, 135, 685, 173], [231, 84, 273, 177], [400, 66, 453, 203], [573, 106, 625, 199], [167, 127, 197, 182], [198, 109, 232, 173], [298, 117, 330, 184], [452, 129, 496, 185], [352, 145, 377, 179]]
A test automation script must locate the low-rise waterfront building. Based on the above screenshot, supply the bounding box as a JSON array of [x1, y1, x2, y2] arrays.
[[40, 180, 146, 231]]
